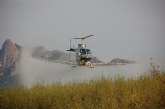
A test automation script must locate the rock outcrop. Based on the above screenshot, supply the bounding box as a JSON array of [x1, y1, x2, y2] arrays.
[[109, 58, 135, 65], [0, 49, 2, 75], [1, 39, 20, 76]]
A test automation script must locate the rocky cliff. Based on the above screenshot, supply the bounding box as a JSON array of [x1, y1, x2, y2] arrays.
[[0, 49, 2, 75], [0, 39, 21, 76]]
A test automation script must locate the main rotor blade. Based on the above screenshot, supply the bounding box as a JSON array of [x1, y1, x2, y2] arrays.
[[73, 38, 82, 39], [83, 35, 93, 39], [73, 35, 93, 39]]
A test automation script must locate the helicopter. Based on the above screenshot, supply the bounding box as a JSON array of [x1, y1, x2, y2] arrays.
[[37, 35, 105, 68], [66, 35, 95, 68], [32, 35, 136, 68]]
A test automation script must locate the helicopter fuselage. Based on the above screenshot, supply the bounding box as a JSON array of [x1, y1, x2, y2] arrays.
[[67, 35, 94, 67], [71, 44, 93, 67]]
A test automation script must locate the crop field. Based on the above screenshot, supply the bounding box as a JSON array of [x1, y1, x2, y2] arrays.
[[0, 70, 165, 109]]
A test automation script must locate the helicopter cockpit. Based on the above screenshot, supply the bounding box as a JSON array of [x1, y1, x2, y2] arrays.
[[79, 48, 92, 56]]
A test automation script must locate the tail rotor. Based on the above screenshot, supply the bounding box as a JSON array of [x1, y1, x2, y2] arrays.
[[69, 38, 71, 55], [66, 38, 74, 56]]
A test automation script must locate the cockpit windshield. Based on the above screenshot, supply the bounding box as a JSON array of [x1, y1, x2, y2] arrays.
[[80, 49, 91, 55], [86, 49, 91, 54]]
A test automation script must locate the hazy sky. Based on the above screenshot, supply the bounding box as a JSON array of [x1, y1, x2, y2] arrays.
[[0, 0, 165, 64]]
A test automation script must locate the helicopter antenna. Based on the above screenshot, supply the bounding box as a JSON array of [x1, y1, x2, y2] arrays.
[[70, 38, 71, 50]]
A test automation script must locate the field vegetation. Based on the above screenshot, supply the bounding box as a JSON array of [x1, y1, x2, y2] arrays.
[[0, 65, 165, 109]]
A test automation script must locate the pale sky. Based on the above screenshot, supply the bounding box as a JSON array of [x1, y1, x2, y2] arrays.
[[0, 0, 165, 64]]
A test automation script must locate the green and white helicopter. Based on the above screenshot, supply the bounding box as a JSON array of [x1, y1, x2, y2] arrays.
[[66, 35, 95, 68], [39, 35, 105, 68]]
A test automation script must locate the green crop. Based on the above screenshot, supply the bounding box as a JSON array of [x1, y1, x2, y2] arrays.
[[0, 70, 165, 109]]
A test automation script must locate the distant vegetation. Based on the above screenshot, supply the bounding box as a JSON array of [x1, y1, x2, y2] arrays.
[[0, 66, 165, 109]]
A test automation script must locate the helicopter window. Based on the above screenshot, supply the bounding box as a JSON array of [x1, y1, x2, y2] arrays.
[[86, 49, 91, 54], [80, 49, 91, 55], [80, 49, 86, 55]]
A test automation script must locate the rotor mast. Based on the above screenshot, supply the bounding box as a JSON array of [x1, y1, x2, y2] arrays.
[[73, 35, 93, 48]]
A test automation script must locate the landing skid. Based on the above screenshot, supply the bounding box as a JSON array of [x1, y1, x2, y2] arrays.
[[72, 64, 77, 67], [85, 62, 94, 68], [72, 65, 94, 68], [72, 63, 94, 68]]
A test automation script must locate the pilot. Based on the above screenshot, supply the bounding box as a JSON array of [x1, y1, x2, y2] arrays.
[[80, 49, 86, 55]]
